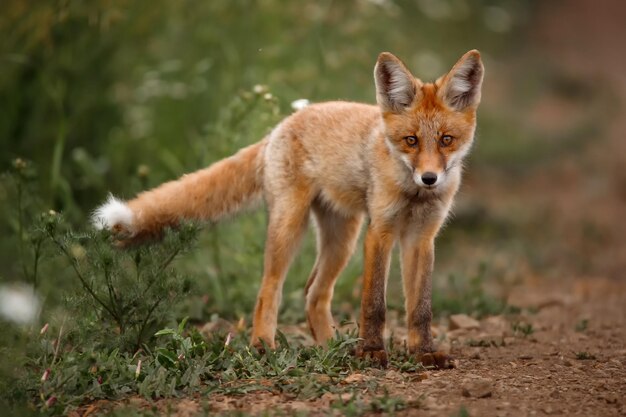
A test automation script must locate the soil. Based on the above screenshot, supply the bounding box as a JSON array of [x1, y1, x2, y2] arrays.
[[79, 278, 626, 417]]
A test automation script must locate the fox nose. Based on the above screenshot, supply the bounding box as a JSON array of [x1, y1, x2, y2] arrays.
[[421, 172, 438, 186]]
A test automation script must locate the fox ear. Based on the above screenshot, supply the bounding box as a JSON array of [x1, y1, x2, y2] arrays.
[[438, 50, 484, 111], [375, 52, 419, 113]]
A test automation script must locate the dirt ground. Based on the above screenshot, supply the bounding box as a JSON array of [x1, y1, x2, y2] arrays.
[[85, 277, 625, 417]]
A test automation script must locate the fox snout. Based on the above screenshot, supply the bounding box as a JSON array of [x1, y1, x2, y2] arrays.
[[413, 170, 444, 188], [421, 171, 438, 185]]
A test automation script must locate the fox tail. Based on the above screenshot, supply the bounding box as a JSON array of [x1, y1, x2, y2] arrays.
[[92, 139, 266, 241]]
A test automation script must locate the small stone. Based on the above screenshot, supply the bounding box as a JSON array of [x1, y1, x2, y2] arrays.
[[504, 337, 516, 346], [385, 370, 401, 380], [474, 332, 505, 347], [461, 377, 493, 398], [449, 314, 481, 330], [470, 348, 482, 359], [338, 393, 354, 402], [541, 405, 560, 415], [343, 373, 367, 384], [422, 396, 446, 410]]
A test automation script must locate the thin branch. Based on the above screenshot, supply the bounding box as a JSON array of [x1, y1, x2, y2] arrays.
[[158, 247, 181, 273], [135, 296, 164, 351], [16, 179, 30, 284], [32, 237, 43, 290], [51, 318, 66, 367], [49, 234, 119, 323]]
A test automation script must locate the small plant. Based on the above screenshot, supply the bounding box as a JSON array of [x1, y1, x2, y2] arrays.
[[575, 351, 596, 360], [467, 339, 493, 348], [451, 405, 471, 417], [48, 219, 198, 352], [575, 319, 589, 332], [369, 390, 408, 414], [331, 391, 412, 417], [511, 322, 534, 337], [154, 317, 208, 367]]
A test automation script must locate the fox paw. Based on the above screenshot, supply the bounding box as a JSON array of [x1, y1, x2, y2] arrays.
[[251, 338, 276, 355], [355, 347, 388, 368], [418, 351, 456, 369]]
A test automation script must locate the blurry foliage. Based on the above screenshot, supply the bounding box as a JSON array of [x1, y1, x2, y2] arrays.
[[431, 263, 515, 319]]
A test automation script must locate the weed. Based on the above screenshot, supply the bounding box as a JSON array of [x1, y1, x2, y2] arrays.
[[511, 322, 534, 337], [575, 351, 596, 360], [451, 405, 471, 417], [331, 390, 413, 417], [48, 218, 198, 352], [575, 319, 589, 332], [466, 339, 493, 348], [369, 390, 408, 414]]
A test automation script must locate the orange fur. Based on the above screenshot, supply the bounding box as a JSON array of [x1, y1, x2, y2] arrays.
[[93, 50, 484, 361], [126, 141, 266, 240]]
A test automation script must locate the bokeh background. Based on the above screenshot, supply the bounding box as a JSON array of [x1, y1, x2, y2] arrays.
[[1, 0, 625, 357]]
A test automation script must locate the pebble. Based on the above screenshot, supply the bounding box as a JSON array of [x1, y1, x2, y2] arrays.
[[469, 349, 482, 360], [461, 377, 494, 398], [449, 314, 481, 330]]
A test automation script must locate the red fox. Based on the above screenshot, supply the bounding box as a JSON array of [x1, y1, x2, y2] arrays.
[[93, 50, 484, 368]]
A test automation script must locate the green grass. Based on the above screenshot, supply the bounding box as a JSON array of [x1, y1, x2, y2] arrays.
[[26, 316, 426, 415], [511, 322, 534, 337]]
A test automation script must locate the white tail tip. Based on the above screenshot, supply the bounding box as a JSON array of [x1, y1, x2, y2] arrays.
[[92, 194, 134, 231]]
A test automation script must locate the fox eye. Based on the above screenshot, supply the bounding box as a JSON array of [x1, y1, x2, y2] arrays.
[[404, 135, 418, 147], [440, 135, 454, 147]]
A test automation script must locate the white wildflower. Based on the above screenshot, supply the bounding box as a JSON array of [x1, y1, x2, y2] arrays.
[[0, 284, 41, 325], [291, 99, 310, 111]]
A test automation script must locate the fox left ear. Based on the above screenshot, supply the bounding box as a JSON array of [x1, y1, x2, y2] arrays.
[[375, 52, 420, 113], [438, 50, 484, 111]]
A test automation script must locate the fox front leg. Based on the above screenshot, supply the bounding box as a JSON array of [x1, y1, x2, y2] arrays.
[[400, 233, 455, 369], [356, 223, 394, 367]]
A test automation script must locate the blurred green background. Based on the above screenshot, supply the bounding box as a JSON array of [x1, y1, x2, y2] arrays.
[[2, 0, 625, 333]]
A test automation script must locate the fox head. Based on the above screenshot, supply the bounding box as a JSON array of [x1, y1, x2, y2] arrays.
[[374, 50, 484, 190]]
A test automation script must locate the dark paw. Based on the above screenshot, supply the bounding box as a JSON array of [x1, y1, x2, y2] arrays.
[[418, 351, 456, 369], [355, 347, 388, 368], [251, 339, 275, 355]]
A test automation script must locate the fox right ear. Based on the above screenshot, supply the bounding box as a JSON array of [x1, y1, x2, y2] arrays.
[[375, 52, 419, 113], [438, 50, 484, 111]]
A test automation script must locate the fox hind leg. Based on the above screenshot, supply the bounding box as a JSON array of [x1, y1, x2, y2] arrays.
[[251, 189, 313, 351], [305, 202, 362, 345]]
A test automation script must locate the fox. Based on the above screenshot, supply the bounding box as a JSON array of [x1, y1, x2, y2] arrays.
[[93, 50, 484, 368]]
